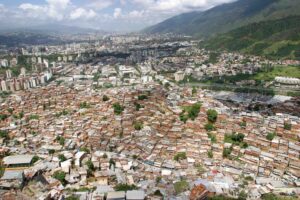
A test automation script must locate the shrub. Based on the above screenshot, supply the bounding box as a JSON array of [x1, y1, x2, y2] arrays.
[[266, 132, 276, 141], [29, 114, 39, 120], [205, 123, 216, 132], [0, 114, 8, 121], [56, 136, 65, 146], [58, 154, 66, 162], [154, 190, 163, 196], [114, 184, 138, 191], [134, 102, 144, 111], [133, 121, 143, 130], [32, 155, 40, 164], [0, 130, 9, 139], [138, 94, 148, 100], [284, 122, 292, 130], [207, 133, 217, 143], [208, 150, 213, 158], [180, 113, 189, 123], [240, 121, 246, 127], [180, 102, 202, 122], [223, 148, 232, 158], [207, 109, 218, 123], [53, 171, 66, 185], [48, 149, 55, 154], [174, 180, 189, 194], [86, 160, 95, 172], [66, 195, 79, 200], [192, 86, 197, 95], [113, 103, 124, 115], [102, 95, 109, 102], [80, 147, 90, 154], [80, 101, 90, 109], [174, 152, 187, 161]]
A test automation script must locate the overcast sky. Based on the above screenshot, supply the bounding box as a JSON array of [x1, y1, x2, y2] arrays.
[[0, 0, 236, 32]]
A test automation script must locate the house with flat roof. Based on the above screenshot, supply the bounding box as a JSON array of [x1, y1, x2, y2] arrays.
[[106, 191, 126, 200], [0, 170, 24, 189], [3, 155, 35, 168], [126, 190, 145, 200]]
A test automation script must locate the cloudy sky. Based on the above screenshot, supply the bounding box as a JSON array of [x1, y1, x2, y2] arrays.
[[0, 0, 236, 32]]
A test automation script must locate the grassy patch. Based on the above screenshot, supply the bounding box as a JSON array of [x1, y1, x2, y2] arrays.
[[174, 180, 189, 194]]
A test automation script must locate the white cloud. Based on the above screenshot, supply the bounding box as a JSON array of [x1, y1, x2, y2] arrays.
[[113, 8, 122, 19], [131, 0, 236, 13], [70, 8, 97, 20], [1, 0, 238, 32], [19, 0, 71, 21], [46, 0, 70, 10], [87, 0, 113, 10], [19, 3, 44, 11], [128, 10, 145, 18]]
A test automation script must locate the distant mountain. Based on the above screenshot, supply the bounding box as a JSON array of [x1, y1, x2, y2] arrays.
[[0, 24, 106, 35], [0, 32, 64, 47], [144, 0, 300, 38], [204, 16, 300, 60], [0, 24, 108, 47]]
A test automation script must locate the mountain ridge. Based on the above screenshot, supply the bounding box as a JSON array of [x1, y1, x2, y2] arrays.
[[203, 15, 300, 60], [144, 0, 300, 38]]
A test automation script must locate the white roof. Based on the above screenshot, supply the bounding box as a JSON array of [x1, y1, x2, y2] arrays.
[[107, 191, 125, 199], [126, 190, 145, 200], [1, 170, 23, 180], [3, 155, 34, 165]]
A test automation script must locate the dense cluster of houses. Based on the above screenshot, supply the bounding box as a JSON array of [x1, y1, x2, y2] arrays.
[[0, 79, 299, 199]]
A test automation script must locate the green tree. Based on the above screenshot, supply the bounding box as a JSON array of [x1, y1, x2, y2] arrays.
[[0, 114, 9, 121], [192, 86, 197, 96], [80, 101, 90, 109], [80, 147, 90, 154], [66, 195, 79, 200], [266, 132, 276, 141], [58, 154, 67, 162], [133, 121, 143, 130], [0, 130, 9, 140], [156, 176, 162, 184], [284, 122, 292, 130], [174, 152, 187, 161], [113, 103, 124, 115], [208, 150, 213, 158], [102, 95, 110, 102], [109, 158, 116, 168], [114, 184, 138, 191], [86, 160, 95, 171], [223, 148, 232, 158], [32, 155, 40, 164], [48, 149, 55, 154], [207, 109, 218, 123], [205, 123, 216, 131], [56, 136, 65, 146], [154, 190, 163, 197], [238, 190, 247, 200], [138, 94, 148, 100], [53, 171, 66, 185], [7, 108, 14, 114]]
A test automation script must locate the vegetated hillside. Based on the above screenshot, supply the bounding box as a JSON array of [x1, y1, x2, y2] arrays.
[[144, 0, 300, 38], [0, 32, 64, 47], [203, 16, 300, 60]]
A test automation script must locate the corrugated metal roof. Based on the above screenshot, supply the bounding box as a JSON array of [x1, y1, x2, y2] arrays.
[[1, 170, 23, 180], [3, 155, 34, 165]]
